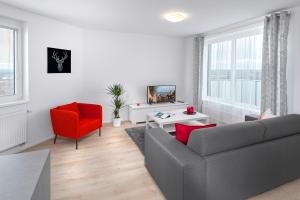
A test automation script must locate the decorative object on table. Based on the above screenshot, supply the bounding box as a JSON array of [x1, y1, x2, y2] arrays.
[[183, 106, 196, 115], [155, 112, 174, 119], [47, 47, 71, 73], [50, 102, 102, 149], [187, 106, 194, 114], [136, 102, 140, 106], [107, 83, 125, 127]]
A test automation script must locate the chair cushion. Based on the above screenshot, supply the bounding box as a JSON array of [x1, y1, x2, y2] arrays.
[[58, 102, 80, 116], [79, 118, 101, 136], [260, 114, 300, 141], [187, 121, 265, 156], [175, 123, 216, 145]]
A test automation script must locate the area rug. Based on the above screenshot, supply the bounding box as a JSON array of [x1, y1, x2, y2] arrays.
[[125, 126, 176, 156], [125, 126, 146, 155]]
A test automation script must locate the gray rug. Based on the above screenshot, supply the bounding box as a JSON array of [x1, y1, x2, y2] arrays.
[[125, 126, 146, 155], [125, 126, 175, 156]]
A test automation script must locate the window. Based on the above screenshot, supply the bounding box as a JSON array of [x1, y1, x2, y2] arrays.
[[0, 27, 16, 97], [0, 17, 25, 105], [203, 24, 263, 110]]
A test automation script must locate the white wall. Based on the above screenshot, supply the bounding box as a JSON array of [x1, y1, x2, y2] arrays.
[[0, 3, 83, 153], [0, 3, 187, 153], [287, 6, 300, 114], [81, 30, 186, 122]]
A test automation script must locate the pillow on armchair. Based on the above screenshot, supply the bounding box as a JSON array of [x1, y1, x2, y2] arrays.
[[175, 123, 217, 145]]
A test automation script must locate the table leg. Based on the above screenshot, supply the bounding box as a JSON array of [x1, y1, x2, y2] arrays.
[[159, 123, 164, 129], [146, 115, 149, 130]]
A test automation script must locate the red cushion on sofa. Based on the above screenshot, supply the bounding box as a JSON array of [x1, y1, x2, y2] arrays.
[[175, 123, 217, 145]]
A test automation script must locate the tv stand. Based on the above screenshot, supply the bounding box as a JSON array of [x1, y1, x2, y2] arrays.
[[128, 102, 189, 124]]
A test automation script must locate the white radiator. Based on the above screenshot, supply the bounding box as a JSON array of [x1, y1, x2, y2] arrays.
[[0, 110, 27, 152]]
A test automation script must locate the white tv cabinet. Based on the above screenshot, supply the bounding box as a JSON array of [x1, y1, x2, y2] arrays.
[[128, 102, 189, 124]]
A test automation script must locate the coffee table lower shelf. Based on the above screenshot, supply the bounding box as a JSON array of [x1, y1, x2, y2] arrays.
[[146, 120, 207, 133]]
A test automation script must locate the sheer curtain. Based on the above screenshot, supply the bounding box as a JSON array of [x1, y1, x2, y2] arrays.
[[202, 27, 263, 124], [235, 34, 263, 107]]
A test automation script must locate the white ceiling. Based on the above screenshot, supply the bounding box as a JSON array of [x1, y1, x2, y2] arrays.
[[0, 0, 300, 36]]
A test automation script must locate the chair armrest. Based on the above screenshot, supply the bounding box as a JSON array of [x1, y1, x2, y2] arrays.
[[78, 103, 102, 119], [50, 109, 80, 139]]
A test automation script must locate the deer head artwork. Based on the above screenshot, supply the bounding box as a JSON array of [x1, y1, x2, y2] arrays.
[[52, 51, 68, 72]]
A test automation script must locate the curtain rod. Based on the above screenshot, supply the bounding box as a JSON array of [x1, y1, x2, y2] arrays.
[[266, 8, 292, 15]]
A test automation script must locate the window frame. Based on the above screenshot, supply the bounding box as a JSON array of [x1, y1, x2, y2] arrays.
[[202, 23, 264, 111], [0, 17, 25, 105]]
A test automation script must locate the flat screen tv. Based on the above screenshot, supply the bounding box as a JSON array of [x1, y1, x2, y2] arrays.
[[147, 85, 176, 104]]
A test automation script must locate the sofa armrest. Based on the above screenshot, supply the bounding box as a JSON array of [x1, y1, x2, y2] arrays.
[[78, 103, 102, 120], [145, 128, 206, 200], [50, 109, 80, 139]]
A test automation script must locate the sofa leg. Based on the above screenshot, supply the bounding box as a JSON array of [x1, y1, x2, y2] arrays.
[[54, 135, 57, 144], [99, 128, 101, 136], [76, 140, 78, 150]]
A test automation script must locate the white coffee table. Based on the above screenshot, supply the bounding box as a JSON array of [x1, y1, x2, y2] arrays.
[[146, 109, 210, 132]]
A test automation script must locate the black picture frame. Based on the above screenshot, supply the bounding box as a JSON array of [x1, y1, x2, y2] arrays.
[[47, 47, 71, 73]]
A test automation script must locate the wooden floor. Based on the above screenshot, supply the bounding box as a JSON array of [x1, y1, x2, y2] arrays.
[[27, 122, 300, 200], [27, 122, 165, 200]]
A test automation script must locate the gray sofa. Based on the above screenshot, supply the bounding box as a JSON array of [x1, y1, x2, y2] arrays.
[[145, 114, 300, 200]]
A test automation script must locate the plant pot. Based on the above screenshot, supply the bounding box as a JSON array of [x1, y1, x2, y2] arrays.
[[113, 118, 122, 127]]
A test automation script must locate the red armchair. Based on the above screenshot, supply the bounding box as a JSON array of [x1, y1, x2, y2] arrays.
[[50, 102, 102, 149]]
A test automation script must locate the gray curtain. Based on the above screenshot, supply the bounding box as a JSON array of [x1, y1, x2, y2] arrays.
[[261, 11, 290, 116], [193, 36, 204, 111]]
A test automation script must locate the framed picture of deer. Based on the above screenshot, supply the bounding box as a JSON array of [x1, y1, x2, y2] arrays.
[[47, 47, 71, 73]]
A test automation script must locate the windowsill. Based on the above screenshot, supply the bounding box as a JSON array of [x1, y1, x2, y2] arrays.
[[202, 98, 260, 114], [0, 99, 29, 108]]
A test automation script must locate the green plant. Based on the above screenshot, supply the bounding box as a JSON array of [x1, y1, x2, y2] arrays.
[[107, 83, 125, 119]]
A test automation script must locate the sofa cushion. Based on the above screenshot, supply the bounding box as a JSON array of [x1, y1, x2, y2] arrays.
[[175, 123, 217, 145], [58, 102, 80, 116], [187, 121, 265, 156], [261, 114, 300, 141]]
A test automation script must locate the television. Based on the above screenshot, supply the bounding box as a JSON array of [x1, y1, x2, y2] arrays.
[[147, 85, 176, 104]]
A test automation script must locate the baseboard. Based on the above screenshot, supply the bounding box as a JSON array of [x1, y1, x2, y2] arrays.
[[0, 121, 134, 155], [0, 135, 54, 155]]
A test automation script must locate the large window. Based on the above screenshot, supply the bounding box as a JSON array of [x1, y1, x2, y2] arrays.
[[0, 17, 24, 104], [203, 25, 263, 109], [0, 27, 16, 97]]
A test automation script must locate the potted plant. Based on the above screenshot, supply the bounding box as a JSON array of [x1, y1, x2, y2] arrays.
[[107, 83, 125, 127]]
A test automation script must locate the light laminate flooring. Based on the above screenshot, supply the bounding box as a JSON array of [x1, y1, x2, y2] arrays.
[[27, 122, 300, 200]]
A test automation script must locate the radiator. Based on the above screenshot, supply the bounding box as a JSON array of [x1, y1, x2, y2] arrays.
[[0, 110, 27, 152]]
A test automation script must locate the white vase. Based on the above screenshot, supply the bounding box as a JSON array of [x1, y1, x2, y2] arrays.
[[113, 118, 122, 127]]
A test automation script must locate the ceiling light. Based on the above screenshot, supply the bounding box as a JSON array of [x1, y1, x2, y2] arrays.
[[163, 12, 188, 23]]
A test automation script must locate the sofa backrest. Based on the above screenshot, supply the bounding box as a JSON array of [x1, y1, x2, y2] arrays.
[[187, 114, 300, 157], [187, 121, 265, 156], [260, 114, 300, 141]]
